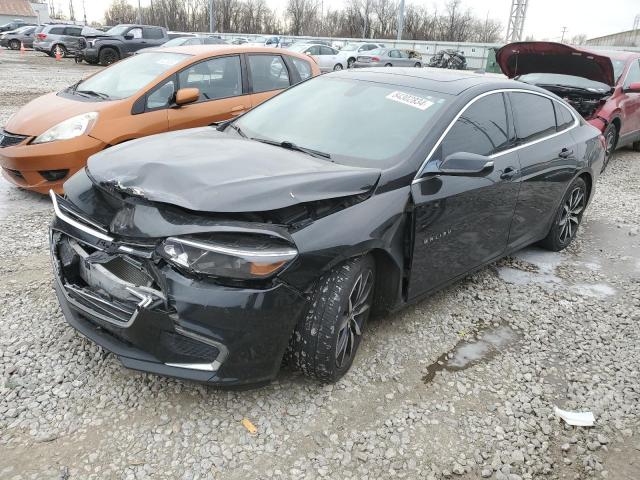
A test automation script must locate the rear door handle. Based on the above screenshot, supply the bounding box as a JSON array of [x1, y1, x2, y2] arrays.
[[500, 166, 518, 180], [559, 148, 574, 158]]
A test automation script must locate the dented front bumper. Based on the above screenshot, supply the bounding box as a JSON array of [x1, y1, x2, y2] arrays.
[[49, 193, 307, 387]]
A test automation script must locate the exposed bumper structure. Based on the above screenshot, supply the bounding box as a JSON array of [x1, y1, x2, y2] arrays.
[[49, 192, 307, 387]]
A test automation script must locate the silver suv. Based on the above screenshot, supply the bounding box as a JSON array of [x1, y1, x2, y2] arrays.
[[33, 24, 84, 57]]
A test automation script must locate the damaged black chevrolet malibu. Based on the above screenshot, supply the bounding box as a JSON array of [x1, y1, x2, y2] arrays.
[[49, 69, 605, 387]]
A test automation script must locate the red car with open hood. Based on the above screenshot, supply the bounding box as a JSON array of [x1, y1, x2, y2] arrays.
[[497, 42, 640, 170]]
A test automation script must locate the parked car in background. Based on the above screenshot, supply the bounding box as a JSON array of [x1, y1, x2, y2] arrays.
[[136, 35, 227, 54], [497, 42, 640, 170], [33, 24, 85, 57], [230, 37, 249, 45], [0, 19, 33, 33], [167, 31, 196, 40], [82, 24, 169, 65], [354, 48, 423, 68], [247, 35, 280, 47], [428, 49, 467, 70], [47, 69, 604, 386], [0, 46, 320, 194], [0, 25, 36, 49], [339, 42, 386, 68], [287, 43, 346, 72]]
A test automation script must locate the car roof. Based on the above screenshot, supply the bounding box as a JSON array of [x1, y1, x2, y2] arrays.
[[332, 68, 523, 96], [154, 44, 311, 59]]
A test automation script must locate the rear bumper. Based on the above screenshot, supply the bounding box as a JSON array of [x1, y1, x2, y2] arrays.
[[353, 61, 384, 68], [49, 197, 307, 387], [0, 134, 105, 194]]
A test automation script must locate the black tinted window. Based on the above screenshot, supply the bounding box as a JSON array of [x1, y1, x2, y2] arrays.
[[144, 27, 164, 39], [554, 102, 575, 131], [65, 27, 82, 36], [49, 27, 65, 35], [510, 92, 557, 143], [248, 55, 290, 93], [439, 93, 511, 159]]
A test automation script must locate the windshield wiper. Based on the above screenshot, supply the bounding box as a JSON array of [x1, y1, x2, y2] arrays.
[[75, 89, 110, 100], [226, 123, 246, 138], [251, 137, 331, 159]]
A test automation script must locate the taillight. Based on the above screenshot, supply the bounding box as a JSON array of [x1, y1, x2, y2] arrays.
[[37, 33, 46, 40], [371, 56, 380, 62]]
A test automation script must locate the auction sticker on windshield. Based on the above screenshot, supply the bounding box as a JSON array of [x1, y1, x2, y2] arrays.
[[386, 91, 434, 110]]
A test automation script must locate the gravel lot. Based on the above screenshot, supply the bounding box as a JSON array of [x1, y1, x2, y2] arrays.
[[1, 49, 639, 480]]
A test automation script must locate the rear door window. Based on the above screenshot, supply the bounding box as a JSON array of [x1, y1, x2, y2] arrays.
[[437, 93, 511, 159], [48, 27, 65, 35], [248, 54, 290, 93], [65, 27, 82, 36], [143, 27, 164, 40], [623, 60, 640, 89], [510, 92, 557, 143], [178, 55, 242, 101], [320, 46, 335, 55]]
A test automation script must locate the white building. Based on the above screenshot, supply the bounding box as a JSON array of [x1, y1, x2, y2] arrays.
[[0, 1, 50, 26]]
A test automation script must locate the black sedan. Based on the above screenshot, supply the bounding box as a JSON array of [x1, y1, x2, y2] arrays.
[[48, 68, 605, 387]]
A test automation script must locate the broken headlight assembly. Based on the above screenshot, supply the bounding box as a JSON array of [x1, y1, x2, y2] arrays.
[[160, 234, 298, 280]]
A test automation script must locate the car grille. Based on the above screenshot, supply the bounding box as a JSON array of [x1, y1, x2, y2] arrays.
[[0, 129, 27, 148]]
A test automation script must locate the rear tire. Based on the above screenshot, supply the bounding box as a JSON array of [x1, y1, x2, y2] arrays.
[[288, 255, 375, 382], [99, 47, 119, 66], [601, 123, 617, 172], [9, 39, 20, 50], [414, 62, 422, 68], [347, 57, 355, 68], [385, 63, 392, 67], [53, 44, 68, 57], [539, 177, 587, 252]]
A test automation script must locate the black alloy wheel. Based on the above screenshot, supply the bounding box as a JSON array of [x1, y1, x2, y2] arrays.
[[601, 123, 617, 172], [288, 255, 376, 382], [99, 47, 119, 66], [539, 177, 587, 251]]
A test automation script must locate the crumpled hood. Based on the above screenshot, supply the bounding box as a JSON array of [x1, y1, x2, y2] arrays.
[[6, 92, 112, 137], [86, 128, 381, 213], [496, 42, 615, 86]]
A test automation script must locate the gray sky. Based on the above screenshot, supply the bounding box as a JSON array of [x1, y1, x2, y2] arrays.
[[64, 0, 638, 40]]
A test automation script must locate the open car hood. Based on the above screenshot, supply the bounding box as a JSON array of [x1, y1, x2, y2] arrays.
[[496, 42, 615, 87], [85, 127, 381, 213]]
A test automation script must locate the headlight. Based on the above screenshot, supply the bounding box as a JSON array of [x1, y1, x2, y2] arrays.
[[32, 112, 99, 144], [161, 235, 298, 280]]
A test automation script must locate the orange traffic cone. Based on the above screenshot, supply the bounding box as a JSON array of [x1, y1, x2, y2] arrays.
[[55, 45, 62, 61], [20, 41, 25, 54]]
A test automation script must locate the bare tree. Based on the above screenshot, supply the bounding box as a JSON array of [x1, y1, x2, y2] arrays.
[[286, 0, 320, 36]]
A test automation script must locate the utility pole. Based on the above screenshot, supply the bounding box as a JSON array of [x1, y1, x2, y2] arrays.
[[560, 26, 568, 43], [396, 0, 405, 40], [82, 0, 87, 25], [505, 0, 529, 42], [138, 0, 143, 24], [209, 0, 216, 33]]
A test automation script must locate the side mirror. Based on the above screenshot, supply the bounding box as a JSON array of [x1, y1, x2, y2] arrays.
[[439, 152, 494, 176], [124, 33, 134, 40], [174, 87, 200, 106], [625, 82, 640, 93]]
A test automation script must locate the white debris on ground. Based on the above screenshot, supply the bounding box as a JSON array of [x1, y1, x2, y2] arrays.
[[1, 50, 639, 480]]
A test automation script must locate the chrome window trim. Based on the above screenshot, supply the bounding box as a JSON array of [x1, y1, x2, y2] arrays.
[[50, 190, 114, 242], [413, 88, 579, 183]]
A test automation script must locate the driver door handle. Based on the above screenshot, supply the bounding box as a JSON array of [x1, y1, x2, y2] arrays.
[[559, 148, 574, 158], [500, 166, 518, 180]]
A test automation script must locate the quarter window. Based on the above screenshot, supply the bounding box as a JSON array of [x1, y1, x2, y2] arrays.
[[48, 27, 64, 35], [290, 56, 312, 81], [554, 102, 575, 131], [65, 27, 82, 36], [248, 55, 290, 93], [178, 55, 242, 101], [510, 92, 557, 143], [438, 93, 511, 160], [146, 79, 175, 109]]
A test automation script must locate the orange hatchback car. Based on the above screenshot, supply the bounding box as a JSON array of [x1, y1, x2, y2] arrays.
[[0, 45, 320, 193]]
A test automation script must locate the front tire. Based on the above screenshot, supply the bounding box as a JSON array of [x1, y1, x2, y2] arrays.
[[414, 62, 422, 68], [602, 123, 617, 172], [289, 255, 375, 382], [99, 47, 119, 66], [539, 177, 587, 252], [347, 57, 355, 68], [333, 63, 343, 71], [9, 39, 20, 50], [53, 44, 68, 57], [385, 63, 392, 67]]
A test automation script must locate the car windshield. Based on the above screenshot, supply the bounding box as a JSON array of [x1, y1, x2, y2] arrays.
[[516, 73, 612, 92], [105, 25, 129, 36], [76, 52, 188, 100], [162, 37, 191, 47], [234, 76, 450, 167]]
